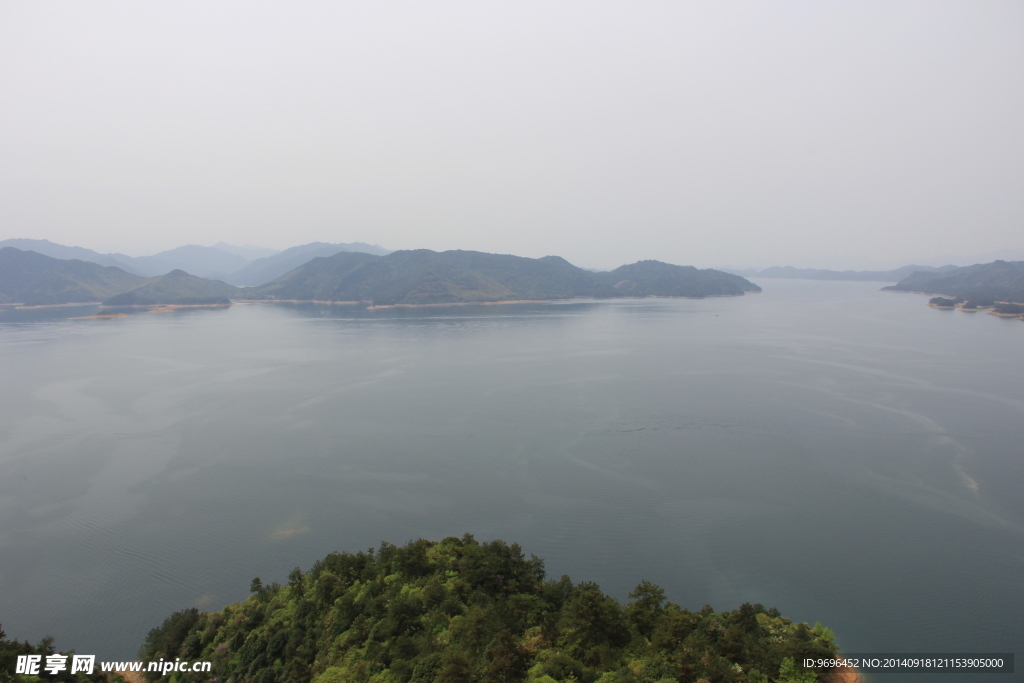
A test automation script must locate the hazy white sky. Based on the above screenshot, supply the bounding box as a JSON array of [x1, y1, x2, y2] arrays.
[[2, 1, 1022, 270]]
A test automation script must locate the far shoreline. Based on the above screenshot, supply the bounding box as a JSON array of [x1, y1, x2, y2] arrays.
[[10, 301, 231, 310], [884, 289, 1024, 321], [232, 292, 755, 309]]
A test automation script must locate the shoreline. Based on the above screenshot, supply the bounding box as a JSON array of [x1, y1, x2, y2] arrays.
[[232, 293, 750, 309], [13, 301, 102, 309], [107, 303, 231, 309], [140, 303, 231, 312], [11, 302, 231, 310], [887, 290, 1024, 321], [10, 292, 757, 311], [233, 298, 363, 305], [71, 313, 132, 319]]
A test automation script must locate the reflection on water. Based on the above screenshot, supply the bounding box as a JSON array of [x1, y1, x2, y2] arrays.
[[1, 283, 1023, 681]]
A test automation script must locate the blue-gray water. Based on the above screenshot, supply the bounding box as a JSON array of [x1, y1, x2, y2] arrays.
[[1, 280, 1022, 682]]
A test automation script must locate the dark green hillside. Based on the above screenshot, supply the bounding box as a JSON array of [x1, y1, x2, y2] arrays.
[[137, 536, 839, 683], [1, 626, 106, 683], [993, 303, 1024, 316], [248, 250, 506, 304], [0, 247, 147, 305], [419, 251, 613, 301], [103, 270, 242, 305], [246, 250, 759, 305], [884, 260, 1024, 303]]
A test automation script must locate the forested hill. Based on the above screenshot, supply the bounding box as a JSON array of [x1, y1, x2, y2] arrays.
[[245, 250, 760, 305], [882, 260, 1024, 303], [0, 247, 245, 306], [227, 242, 393, 286], [103, 269, 242, 306], [137, 536, 839, 683], [0, 247, 147, 305]]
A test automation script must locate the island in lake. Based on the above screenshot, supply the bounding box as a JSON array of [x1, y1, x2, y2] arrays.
[[243, 249, 761, 305]]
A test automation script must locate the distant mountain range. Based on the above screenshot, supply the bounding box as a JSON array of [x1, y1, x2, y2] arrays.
[[0, 238, 140, 272], [210, 242, 280, 260], [726, 264, 959, 282], [0, 247, 147, 305], [883, 260, 1024, 304], [246, 249, 760, 305], [0, 245, 760, 307], [0, 247, 244, 305], [225, 242, 392, 286], [0, 238, 390, 280]]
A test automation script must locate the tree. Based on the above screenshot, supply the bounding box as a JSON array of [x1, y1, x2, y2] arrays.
[[626, 580, 666, 638], [288, 567, 304, 593], [777, 656, 817, 683], [558, 582, 630, 667]]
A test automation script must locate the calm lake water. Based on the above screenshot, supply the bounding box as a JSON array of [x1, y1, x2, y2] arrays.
[[1, 280, 1022, 681]]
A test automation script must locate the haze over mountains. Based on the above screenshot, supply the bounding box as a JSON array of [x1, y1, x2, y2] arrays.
[[0, 238, 389, 281], [228, 242, 391, 286], [0, 247, 147, 305], [727, 264, 959, 282]]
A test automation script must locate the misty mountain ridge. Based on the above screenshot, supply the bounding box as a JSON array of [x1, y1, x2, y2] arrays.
[[0, 238, 388, 281], [726, 264, 959, 282], [0, 238, 148, 275], [0, 247, 148, 305], [144, 244, 251, 279], [0, 248, 242, 306], [211, 242, 280, 260], [225, 241, 392, 286]]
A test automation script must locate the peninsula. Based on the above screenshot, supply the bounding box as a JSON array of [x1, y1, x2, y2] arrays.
[[883, 260, 1024, 303], [883, 260, 1024, 320], [133, 535, 842, 683]]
